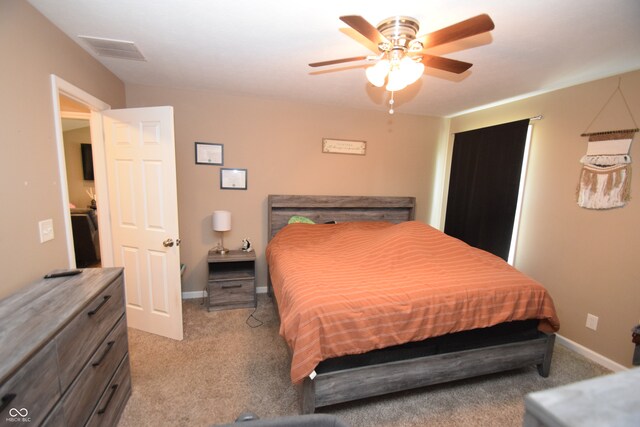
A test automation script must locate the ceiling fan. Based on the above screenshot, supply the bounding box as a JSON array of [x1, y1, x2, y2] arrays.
[[309, 14, 495, 111]]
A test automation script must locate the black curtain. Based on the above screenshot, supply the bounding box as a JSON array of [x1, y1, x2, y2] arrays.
[[444, 119, 530, 261]]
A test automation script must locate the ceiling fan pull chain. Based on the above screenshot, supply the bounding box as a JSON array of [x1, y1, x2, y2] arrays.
[[389, 92, 395, 114]]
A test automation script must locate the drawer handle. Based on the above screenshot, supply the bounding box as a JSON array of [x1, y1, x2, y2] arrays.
[[0, 393, 16, 413], [88, 295, 111, 317], [221, 284, 242, 289], [97, 384, 118, 415], [92, 341, 115, 367]]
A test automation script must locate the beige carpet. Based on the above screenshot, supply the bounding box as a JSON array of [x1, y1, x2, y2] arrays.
[[117, 295, 610, 427]]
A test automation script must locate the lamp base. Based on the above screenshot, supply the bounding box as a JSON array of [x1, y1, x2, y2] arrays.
[[214, 232, 229, 254], [213, 243, 229, 255]]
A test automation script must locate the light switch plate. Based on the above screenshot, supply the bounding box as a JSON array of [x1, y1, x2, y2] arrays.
[[586, 313, 599, 331], [39, 219, 54, 243]]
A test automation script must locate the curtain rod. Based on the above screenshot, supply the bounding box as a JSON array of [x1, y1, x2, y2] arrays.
[[529, 115, 543, 121]]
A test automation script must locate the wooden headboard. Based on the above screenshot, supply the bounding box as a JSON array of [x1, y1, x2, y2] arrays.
[[267, 195, 416, 240]]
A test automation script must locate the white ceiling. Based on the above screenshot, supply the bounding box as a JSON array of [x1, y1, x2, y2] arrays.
[[61, 118, 89, 132], [29, 0, 640, 117]]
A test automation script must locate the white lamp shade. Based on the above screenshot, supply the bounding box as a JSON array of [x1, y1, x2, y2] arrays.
[[399, 56, 424, 85], [212, 210, 231, 231], [365, 59, 390, 87], [385, 68, 407, 92]]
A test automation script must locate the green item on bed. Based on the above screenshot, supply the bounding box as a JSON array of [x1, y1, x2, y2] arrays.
[[288, 215, 315, 224]]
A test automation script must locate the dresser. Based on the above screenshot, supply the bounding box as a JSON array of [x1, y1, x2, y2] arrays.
[[0, 268, 131, 426], [523, 368, 640, 426], [207, 250, 256, 311]]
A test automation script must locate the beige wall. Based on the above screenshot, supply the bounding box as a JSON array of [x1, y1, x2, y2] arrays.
[[0, 0, 125, 298], [449, 69, 640, 369], [125, 84, 447, 296]]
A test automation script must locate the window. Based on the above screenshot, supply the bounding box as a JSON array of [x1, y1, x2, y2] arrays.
[[444, 119, 530, 262]]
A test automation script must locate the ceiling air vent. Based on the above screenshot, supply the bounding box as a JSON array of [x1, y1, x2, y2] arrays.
[[78, 36, 146, 61]]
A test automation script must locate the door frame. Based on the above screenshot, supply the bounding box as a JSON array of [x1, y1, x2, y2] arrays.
[[51, 75, 114, 267]]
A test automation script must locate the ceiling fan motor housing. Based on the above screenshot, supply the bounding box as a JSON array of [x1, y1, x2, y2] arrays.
[[376, 16, 421, 52]]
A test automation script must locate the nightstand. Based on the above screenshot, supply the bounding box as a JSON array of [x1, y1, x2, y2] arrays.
[[207, 249, 256, 311]]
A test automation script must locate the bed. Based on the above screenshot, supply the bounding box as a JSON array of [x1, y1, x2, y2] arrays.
[[266, 195, 559, 414]]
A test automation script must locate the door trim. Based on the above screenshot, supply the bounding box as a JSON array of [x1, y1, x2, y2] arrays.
[[50, 75, 112, 267]]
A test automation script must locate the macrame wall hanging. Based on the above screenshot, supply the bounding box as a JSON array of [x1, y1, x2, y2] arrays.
[[577, 79, 637, 210]]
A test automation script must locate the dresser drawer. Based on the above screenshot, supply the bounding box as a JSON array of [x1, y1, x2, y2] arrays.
[[61, 316, 128, 427], [208, 279, 255, 306], [56, 275, 125, 391], [86, 355, 131, 427], [41, 402, 65, 427], [0, 341, 60, 426]]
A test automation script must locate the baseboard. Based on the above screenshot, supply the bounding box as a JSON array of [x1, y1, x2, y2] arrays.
[[556, 334, 627, 372], [182, 290, 205, 300], [182, 285, 268, 300]]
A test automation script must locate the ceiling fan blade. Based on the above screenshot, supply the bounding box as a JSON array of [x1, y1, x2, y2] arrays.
[[419, 54, 473, 74], [309, 56, 369, 67], [339, 15, 389, 46], [417, 14, 495, 50]]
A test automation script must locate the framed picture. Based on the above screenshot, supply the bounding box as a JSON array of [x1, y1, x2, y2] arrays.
[[322, 138, 366, 155], [195, 142, 223, 165], [220, 168, 247, 190]]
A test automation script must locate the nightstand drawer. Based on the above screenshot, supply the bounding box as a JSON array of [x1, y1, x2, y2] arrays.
[[208, 280, 255, 307]]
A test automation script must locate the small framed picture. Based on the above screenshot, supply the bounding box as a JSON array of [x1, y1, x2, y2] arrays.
[[322, 138, 366, 155], [195, 142, 223, 165], [220, 168, 247, 190]]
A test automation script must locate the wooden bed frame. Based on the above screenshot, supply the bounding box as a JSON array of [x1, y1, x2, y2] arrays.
[[266, 194, 555, 414]]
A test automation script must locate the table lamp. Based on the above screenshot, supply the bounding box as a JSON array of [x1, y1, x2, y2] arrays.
[[212, 210, 231, 254]]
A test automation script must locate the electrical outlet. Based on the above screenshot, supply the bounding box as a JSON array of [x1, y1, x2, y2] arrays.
[[586, 313, 599, 331], [39, 219, 54, 243]]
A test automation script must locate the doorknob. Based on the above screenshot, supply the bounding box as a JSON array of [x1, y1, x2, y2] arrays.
[[162, 238, 174, 247]]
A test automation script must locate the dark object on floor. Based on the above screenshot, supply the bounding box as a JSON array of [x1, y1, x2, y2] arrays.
[[633, 325, 640, 365], [214, 413, 348, 427], [71, 208, 101, 267]]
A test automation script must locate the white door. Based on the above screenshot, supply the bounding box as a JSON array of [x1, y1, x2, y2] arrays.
[[102, 106, 183, 340]]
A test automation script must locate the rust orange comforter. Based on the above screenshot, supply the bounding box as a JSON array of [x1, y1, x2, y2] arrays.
[[266, 221, 560, 384]]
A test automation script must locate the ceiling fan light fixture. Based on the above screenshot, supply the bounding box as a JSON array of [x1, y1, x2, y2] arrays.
[[315, 13, 495, 111], [385, 67, 407, 92], [366, 59, 390, 87], [381, 55, 423, 92], [399, 56, 425, 85]]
